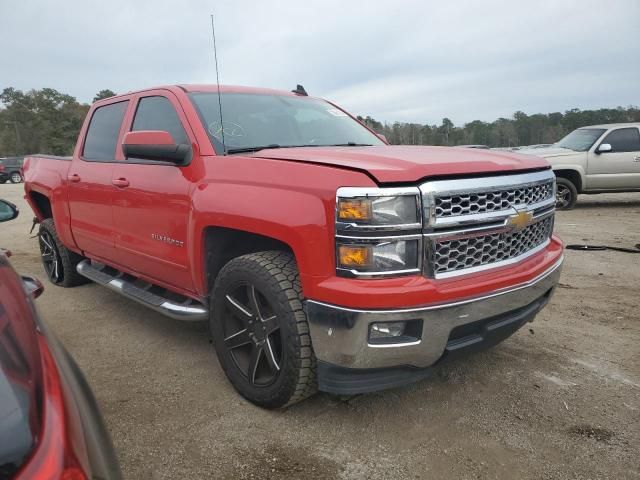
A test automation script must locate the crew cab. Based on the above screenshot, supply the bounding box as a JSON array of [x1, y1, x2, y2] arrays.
[[0, 200, 121, 479], [23, 85, 563, 408], [519, 123, 640, 209]]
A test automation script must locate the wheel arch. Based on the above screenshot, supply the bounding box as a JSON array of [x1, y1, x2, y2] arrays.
[[202, 226, 295, 293], [28, 190, 53, 219], [553, 168, 583, 192]]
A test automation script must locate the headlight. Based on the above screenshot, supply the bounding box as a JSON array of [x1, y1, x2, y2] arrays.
[[336, 187, 421, 229], [336, 238, 421, 275]]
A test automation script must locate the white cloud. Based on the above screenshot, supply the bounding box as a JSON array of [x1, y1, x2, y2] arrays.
[[1, 0, 638, 124]]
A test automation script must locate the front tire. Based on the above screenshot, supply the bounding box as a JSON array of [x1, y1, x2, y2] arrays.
[[555, 177, 578, 210], [210, 251, 317, 408], [38, 218, 88, 287]]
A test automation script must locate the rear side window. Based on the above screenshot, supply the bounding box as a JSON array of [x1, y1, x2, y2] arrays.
[[131, 96, 189, 145], [601, 128, 640, 153], [83, 101, 129, 160]]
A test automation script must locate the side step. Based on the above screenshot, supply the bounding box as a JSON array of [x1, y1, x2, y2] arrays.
[[76, 260, 209, 321]]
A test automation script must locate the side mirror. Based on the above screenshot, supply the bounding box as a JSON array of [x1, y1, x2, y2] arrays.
[[0, 199, 19, 222], [122, 131, 191, 164], [376, 133, 388, 144], [596, 143, 612, 154]]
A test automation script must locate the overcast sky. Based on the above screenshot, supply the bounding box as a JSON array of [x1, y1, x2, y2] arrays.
[[1, 0, 638, 125]]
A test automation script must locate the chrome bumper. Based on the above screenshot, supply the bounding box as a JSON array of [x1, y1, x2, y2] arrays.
[[305, 256, 563, 370]]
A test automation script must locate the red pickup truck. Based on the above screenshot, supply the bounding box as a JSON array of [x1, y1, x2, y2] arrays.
[[23, 84, 563, 408]]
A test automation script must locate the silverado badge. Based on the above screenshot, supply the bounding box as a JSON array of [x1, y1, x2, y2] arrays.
[[151, 234, 185, 247]]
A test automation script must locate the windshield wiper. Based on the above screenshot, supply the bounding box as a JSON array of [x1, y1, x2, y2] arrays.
[[329, 142, 373, 147], [226, 142, 373, 154], [225, 144, 284, 154]]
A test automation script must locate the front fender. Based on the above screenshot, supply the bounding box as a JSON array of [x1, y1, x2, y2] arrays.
[[190, 183, 334, 296], [551, 164, 586, 188]]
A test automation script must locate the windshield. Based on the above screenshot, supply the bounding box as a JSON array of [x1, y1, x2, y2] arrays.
[[556, 128, 606, 152], [189, 92, 384, 154]]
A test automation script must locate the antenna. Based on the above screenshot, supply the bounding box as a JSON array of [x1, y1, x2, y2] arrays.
[[210, 14, 226, 154]]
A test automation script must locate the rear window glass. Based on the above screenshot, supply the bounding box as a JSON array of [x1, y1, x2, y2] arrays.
[[83, 101, 129, 160]]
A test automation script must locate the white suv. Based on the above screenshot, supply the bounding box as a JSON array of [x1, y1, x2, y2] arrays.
[[519, 123, 640, 209]]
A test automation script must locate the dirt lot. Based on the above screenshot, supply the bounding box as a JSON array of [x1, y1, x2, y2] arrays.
[[1, 182, 638, 479]]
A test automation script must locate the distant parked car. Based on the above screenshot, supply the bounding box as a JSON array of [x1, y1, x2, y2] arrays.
[[0, 199, 122, 479], [456, 144, 490, 149], [518, 123, 640, 209], [0, 157, 25, 183]]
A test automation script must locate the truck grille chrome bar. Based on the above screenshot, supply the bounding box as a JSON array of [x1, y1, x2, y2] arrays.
[[420, 169, 556, 278]]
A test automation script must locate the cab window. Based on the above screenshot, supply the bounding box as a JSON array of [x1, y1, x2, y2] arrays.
[[83, 101, 129, 160], [131, 96, 189, 145], [601, 128, 640, 153]]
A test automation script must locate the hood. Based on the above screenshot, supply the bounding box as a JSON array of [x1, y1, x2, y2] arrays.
[[517, 146, 583, 158], [252, 145, 549, 183]]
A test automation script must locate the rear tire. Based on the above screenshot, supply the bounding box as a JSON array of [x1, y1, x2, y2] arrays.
[[210, 251, 317, 408], [38, 218, 88, 287], [10, 172, 23, 183], [555, 177, 578, 210]]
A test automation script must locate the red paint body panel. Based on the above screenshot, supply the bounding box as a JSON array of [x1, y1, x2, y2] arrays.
[[252, 145, 549, 184], [22, 84, 561, 310]]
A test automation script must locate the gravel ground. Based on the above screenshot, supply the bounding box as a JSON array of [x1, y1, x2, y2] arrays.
[[1, 183, 639, 480]]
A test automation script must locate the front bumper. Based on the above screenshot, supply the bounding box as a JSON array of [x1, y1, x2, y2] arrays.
[[305, 255, 563, 393]]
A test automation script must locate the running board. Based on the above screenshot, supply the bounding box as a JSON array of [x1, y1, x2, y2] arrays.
[[76, 260, 208, 321]]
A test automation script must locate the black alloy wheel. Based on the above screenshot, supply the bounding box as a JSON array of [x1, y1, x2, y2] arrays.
[[221, 282, 283, 386], [37, 218, 88, 287], [210, 251, 317, 408], [39, 230, 64, 284]]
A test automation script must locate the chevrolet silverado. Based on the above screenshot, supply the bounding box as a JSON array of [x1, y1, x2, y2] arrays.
[[23, 84, 563, 408]]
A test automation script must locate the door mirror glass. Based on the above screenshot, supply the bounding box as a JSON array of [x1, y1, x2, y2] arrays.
[[122, 130, 191, 164], [0, 199, 19, 222], [597, 143, 612, 153]]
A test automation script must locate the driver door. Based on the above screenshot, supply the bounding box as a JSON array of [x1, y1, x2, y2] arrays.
[[587, 127, 640, 189], [110, 91, 196, 292]]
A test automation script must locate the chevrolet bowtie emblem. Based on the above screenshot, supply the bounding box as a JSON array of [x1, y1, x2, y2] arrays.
[[506, 210, 533, 231]]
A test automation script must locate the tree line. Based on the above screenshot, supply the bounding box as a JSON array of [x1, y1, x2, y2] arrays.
[[358, 106, 640, 148], [1, 86, 638, 157], [0, 88, 115, 157]]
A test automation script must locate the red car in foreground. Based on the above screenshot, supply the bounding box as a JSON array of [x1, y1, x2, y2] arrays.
[[0, 199, 121, 479]]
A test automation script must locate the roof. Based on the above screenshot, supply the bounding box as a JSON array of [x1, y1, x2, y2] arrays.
[[578, 122, 640, 129], [94, 84, 305, 105], [179, 84, 301, 96]]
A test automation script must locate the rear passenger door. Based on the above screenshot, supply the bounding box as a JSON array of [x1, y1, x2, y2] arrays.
[[110, 91, 196, 293], [67, 100, 129, 260], [587, 127, 640, 189]]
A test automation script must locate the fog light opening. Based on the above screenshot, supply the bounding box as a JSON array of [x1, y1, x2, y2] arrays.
[[368, 320, 422, 346]]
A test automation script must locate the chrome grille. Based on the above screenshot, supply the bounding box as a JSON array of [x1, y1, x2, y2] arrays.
[[434, 181, 554, 218], [432, 216, 553, 275], [421, 170, 556, 278]]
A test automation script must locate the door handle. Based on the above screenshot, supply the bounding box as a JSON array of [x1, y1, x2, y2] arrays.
[[68, 173, 81, 183], [634, 156, 640, 162], [112, 178, 130, 188]]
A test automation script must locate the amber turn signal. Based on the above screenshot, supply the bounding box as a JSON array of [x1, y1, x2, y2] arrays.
[[337, 198, 372, 221], [338, 245, 371, 268]]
